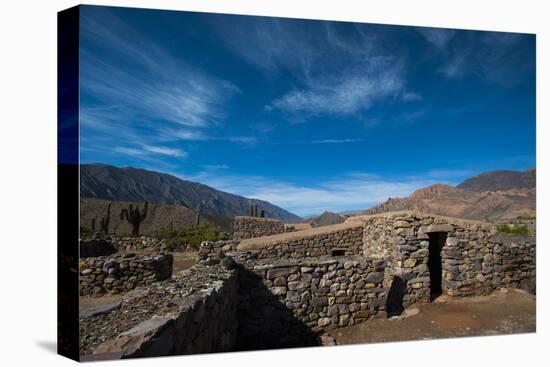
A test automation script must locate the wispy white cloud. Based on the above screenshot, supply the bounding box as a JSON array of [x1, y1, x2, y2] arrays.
[[79, 8, 242, 162], [178, 169, 464, 216], [213, 17, 418, 119], [417, 27, 455, 52], [271, 58, 405, 116], [417, 27, 532, 85], [112, 145, 187, 160], [143, 145, 187, 158], [311, 139, 361, 144]]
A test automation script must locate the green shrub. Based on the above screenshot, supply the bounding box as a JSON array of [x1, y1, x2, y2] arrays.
[[80, 226, 94, 240], [148, 225, 232, 251], [497, 224, 528, 235]]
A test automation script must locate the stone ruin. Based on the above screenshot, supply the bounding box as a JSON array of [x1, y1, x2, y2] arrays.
[[233, 216, 289, 239], [80, 211, 536, 360]]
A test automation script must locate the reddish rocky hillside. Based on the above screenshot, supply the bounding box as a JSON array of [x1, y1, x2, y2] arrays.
[[362, 169, 536, 221]]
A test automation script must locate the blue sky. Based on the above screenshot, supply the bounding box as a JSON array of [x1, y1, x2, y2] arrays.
[[79, 5, 536, 217]]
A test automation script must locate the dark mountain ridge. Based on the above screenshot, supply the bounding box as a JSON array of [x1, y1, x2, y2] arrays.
[[457, 168, 535, 192], [80, 164, 301, 222]]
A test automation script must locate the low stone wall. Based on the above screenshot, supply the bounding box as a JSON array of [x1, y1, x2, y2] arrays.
[[198, 240, 240, 259], [233, 216, 285, 239], [111, 237, 168, 252], [81, 262, 239, 359], [80, 239, 117, 258], [237, 256, 386, 349], [238, 222, 364, 259], [79, 253, 173, 297]]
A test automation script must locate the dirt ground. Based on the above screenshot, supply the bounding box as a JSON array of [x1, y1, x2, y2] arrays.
[[326, 289, 536, 345], [79, 251, 197, 311]]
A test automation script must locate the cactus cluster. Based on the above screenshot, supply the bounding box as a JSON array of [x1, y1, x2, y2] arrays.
[[120, 201, 148, 237]]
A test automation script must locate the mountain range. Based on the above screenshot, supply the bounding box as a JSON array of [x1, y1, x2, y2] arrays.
[[80, 164, 301, 222], [361, 169, 536, 221]]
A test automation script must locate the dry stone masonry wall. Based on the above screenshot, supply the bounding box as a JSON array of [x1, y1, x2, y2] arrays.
[[238, 223, 364, 259], [111, 236, 168, 252], [237, 256, 386, 349], [358, 212, 536, 306], [79, 253, 173, 297], [233, 216, 285, 239], [82, 261, 239, 359]]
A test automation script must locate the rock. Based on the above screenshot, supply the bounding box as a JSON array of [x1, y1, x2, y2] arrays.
[[221, 256, 236, 269], [310, 296, 328, 307], [365, 272, 384, 283], [80, 301, 121, 319], [394, 220, 412, 228], [354, 310, 370, 319], [266, 267, 298, 279], [270, 286, 287, 296], [274, 277, 287, 286], [403, 258, 417, 268]]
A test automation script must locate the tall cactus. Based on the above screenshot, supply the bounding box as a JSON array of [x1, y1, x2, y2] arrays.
[[120, 201, 148, 237], [91, 217, 96, 232], [99, 202, 111, 234], [195, 213, 201, 227]]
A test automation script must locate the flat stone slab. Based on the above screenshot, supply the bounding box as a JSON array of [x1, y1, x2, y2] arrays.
[[80, 301, 121, 319]]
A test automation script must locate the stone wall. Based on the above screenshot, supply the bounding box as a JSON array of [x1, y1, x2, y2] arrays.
[[81, 261, 239, 360], [198, 240, 240, 260], [111, 236, 168, 252], [238, 222, 364, 259], [233, 216, 285, 239], [357, 212, 536, 306], [79, 253, 173, 297], [237, 256, 386, 349]]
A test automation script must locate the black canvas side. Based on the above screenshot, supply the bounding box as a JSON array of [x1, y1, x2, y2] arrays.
[[57, 5, 80, 362]]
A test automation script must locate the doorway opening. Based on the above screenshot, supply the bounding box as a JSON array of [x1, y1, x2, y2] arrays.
[[427, 232, 447, 300]]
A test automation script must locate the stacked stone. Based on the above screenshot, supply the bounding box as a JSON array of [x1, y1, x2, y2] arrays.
[[198, 240, 240, 259], [79, 253, 173, 297], [82, 261, 239, 359], [442, 232, 536, 296], [233, 216, 285, 239], [237, 257, 386, 349], [250, 226, 363, 260], [111, 236, 168, 252], [360, 212, 536, 303]]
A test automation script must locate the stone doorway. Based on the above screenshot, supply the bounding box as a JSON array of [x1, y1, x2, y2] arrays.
[[427, 232, 447, 300]]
